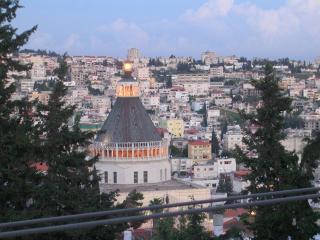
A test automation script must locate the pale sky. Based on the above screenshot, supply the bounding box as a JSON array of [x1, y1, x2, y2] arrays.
[[14, 0, 320, 60]]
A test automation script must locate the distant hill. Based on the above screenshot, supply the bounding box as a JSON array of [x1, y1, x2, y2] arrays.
[[20, 49, 60, 57]]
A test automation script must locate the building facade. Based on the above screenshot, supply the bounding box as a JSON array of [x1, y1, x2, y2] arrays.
[[91, 63, 171, 185], [188, 140, 212, 163]]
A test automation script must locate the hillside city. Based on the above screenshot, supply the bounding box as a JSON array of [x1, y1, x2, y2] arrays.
[[4, 47, 320, 238]]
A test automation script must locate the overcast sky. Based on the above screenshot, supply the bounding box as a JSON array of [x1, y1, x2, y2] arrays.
[[14, 0, 320, 60]]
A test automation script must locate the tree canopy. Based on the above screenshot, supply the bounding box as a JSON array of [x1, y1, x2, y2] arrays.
[[235, 63, 320, 239]]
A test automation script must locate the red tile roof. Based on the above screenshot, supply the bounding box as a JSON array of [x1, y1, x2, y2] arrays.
[[223, 218, 239, 232], [189, 140, 210, 146], [224, 208, 247, 218], [31, 162, 48, 172], [185, 128, 198, 134], [156, 128, 168, 137], [234, 170, 251, 177]]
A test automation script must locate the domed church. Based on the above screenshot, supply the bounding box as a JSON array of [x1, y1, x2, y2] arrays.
[[91, 62, 171, 186]]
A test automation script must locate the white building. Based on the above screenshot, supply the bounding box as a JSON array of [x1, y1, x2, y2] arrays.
[[20, 78, 36, 93], [201, 51, 219, 65], [127, 48, 141, 61], [223, 125, 244, 151], [92, 65, 171, 185], [281, 129, 312, 158]]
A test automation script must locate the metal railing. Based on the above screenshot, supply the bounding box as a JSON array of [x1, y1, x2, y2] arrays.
[[0, 187, 319, 238]]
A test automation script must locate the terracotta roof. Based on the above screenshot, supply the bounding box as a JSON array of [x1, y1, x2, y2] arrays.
[[132, 229, 152, 239], [223, 218, 239, 232], [96, 97, 161, 143], [156, 128, 168, 137], [234, 170, 251, 177], [224, 208, 247, 218], [189, 140, 210, 146], [31, 162, 48, 172], [185, 128, 198, 134], [171, 86, 185, 91]]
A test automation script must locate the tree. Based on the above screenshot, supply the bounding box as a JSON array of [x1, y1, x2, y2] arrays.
[[283, 114, 304, 129], [216, 174, 233, 194], [211, 127, 220, 156], [235, 63, 320, 239], [220, 120, 228, 141], [150, 198, 164, 231], [35, 57, 102, 239], [54, 53, 69, 80], [177, 62, 191, 73], [34, 57, 145, 239], [177, 208, 211, 240], [0, 0, 39, 223], [201, 102, 208, 127], [152, 217, 177, 240]]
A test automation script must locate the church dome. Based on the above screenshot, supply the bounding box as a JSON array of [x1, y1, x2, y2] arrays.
[[96, 61, 161, 143]]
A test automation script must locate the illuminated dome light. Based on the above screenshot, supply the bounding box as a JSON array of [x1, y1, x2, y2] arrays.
[[116, 60, 139, 97], [123, 61, 133, 76]]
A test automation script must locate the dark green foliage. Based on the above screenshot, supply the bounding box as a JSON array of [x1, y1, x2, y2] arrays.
[[180, 211, 211, 240], [201, 102, 208, 127], [235, 63, 320, 239], [224, 79, 237, 86], [118, 190, 144, 229], [283, 114, 304, 129], [216, 174, 233, 194], [177, 62, 192, 73], [152, 217, 177, 240], [148, 58, 164, 67], [220, 109, 245, 127], [33, 57, 145, 239], [152, 210, 211, 240], [211, 127, 220, 156], [220, 120, 228, 140], [53, 53, 69, 80], [0, 0, 38, 223], [1, 3, 145, 239], [243, 95, 259, 104], [88, 85, 103, 95], [34, 79, 56, 91], [170, 145, 188, 158], [20, 48, 59, 57], [301, 133, 320, 179]]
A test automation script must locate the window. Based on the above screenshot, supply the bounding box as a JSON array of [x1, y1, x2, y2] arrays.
[[209, 168, 214, 171], [134, 171, 138, 184], [160, 169, 163, 181], [165, 168, 167, 180], [104, 171, 108, 184], [224, 161, 231, 164], [113, 172, 117, 184], [143, 171, 148, 183]]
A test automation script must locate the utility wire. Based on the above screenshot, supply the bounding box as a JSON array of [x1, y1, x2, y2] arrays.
[[0, 186, 318, 229], [0, 193, 319, 238]]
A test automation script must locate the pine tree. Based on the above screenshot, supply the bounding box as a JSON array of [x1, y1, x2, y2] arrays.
[[150, 197, 164, 231], [0, 0, 38, 222], [235, 63, 320, 239], [202, 102, 208, 127], [220, 120, 228, 141], [211, 127, 220, 156], [216, 174, 233, 194], [34, 56, 144, 239]]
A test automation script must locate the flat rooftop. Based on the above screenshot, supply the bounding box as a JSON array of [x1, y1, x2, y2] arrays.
[[100, 179, 204, 193]]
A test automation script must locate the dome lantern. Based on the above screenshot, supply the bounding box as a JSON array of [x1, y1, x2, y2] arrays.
[[116, 60, 139, 97]]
